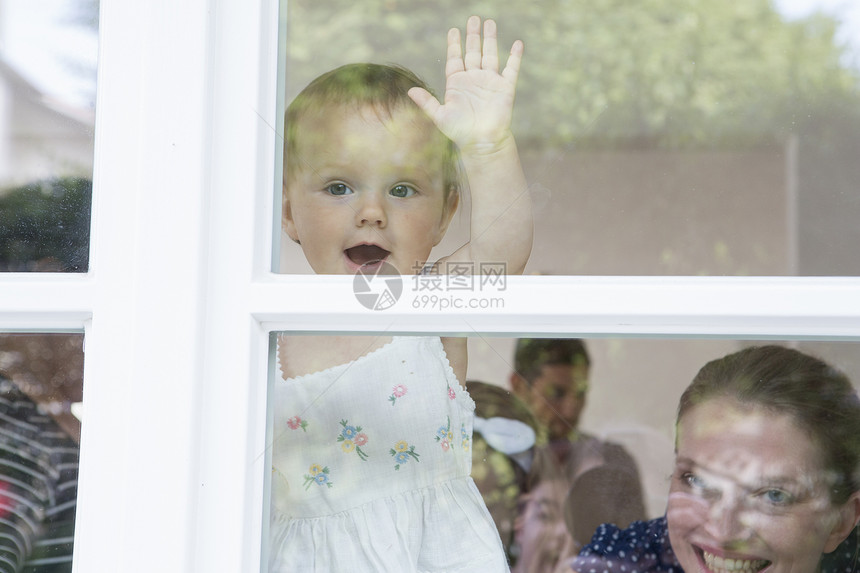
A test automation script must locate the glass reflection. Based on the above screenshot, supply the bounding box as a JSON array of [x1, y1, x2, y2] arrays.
[[0, 0, 97, 273], [278, 1, 860, 276], [0, 332, 82, 570], [266, 336, 860, 572]]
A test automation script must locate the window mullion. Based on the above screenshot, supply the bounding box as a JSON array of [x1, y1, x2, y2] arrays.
[[192, 0, 279, 570], [72, 0, 213, 571]]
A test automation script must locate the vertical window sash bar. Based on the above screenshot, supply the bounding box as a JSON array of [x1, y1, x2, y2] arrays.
[[74, 0, 213, 570]]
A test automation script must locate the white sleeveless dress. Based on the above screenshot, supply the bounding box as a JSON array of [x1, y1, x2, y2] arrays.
[[269, 336, 509, 572]]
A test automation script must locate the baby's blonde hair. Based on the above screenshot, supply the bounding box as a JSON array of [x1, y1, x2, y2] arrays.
[[284, 63, 461, 204]]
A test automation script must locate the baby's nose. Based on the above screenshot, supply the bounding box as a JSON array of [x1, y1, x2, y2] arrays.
[[355, 193, 387, 227]]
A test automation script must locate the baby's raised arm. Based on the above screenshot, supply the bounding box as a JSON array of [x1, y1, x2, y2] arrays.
[[409, 16, 533, 275]]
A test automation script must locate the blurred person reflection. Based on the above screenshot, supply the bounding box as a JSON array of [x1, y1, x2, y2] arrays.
[[468, 380, 539, 563], [0, 334, 81, 573], [512, 448, 578, 573], [510, 338, 646, 550]]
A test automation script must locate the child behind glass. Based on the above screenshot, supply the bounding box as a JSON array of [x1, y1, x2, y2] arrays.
[[271, 16, 532, 572]]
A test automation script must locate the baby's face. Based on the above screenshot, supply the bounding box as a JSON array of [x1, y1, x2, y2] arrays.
[[283, 104, 457, 275]]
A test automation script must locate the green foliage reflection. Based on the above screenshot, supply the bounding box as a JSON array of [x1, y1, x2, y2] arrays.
[[285, 0, 860, 148]]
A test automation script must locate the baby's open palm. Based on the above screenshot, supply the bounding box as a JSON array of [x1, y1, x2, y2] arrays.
[[409, 16, 523, 151]]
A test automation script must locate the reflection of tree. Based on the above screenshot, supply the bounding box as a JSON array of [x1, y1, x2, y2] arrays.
[[0, 177, 91, 272], [285, 0, 860, 148]]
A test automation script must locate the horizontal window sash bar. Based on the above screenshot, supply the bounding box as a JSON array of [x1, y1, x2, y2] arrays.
[[0, 275, 94, 331], [250, 275, 860, 339]]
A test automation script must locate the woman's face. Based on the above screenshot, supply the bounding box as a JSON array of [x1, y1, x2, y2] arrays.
[[667, 397, 852, 573]]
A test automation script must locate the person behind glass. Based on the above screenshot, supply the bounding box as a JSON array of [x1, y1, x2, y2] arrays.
[[511, 447, 583, 573], [0, 344, 80, 572], [572, 345, 860, 573], [509, 338, 647, 550], [271, 16, 532, 572], [467, 380, 541, 563]]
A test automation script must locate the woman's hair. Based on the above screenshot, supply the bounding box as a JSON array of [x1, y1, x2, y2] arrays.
[[283, 63, 461, 200], [677, 345, 860, 504]]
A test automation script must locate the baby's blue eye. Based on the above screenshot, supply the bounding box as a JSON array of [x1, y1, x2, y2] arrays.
[[326, 183, 352, 196], [390, 184, 416, 198]]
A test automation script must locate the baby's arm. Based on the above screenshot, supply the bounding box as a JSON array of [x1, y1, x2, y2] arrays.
[[409, 16, 533, 275]]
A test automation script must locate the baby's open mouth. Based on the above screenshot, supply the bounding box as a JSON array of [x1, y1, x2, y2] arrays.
[[699, 548, 770, 573], [345, 244, 390, 267]]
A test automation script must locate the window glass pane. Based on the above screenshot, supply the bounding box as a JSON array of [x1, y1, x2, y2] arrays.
[[265, 334, 860, 570], [0, 0, 98, 272], [276, 1, 860, 276], [0, 332, 82, 570]]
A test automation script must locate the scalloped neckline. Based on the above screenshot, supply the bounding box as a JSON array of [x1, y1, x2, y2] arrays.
[[279, 336, 400, 383]]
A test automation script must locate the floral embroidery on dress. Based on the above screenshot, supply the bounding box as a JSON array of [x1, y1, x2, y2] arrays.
[[461, 423, 471, 452], [390, 440, 420, 470], [303, 464, 332, 490], [287, 415, 308, 432], [388, 384, 408, 405], [435, 416, 454, 452], [338, 419, 369, 461], [447, 385, 456, 400]]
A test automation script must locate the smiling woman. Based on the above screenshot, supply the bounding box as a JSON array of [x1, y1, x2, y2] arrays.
[[571, 345, 860, 573]]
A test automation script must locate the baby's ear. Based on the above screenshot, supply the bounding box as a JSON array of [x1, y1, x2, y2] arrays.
[[282, 192, 301, 244], [823, 491, 860, 553]]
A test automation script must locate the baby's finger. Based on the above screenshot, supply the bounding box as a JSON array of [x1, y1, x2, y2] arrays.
[[481, 19, 499, 72], [407, 87, 441, 119], [501, 39, 524, 86], [463, 15, 482, 71], [445, 27, 464, 77]]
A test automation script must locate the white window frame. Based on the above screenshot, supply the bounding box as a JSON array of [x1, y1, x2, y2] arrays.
[[0, 0, 859, 571]]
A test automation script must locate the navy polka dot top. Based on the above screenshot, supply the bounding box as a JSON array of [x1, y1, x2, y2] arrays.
[[571, 518, 858, 573], [571, 518, 681, 573]]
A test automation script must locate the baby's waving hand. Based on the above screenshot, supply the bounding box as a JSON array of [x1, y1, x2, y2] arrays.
[[412, 16, 533, 275], [408, 16, 523, 153]]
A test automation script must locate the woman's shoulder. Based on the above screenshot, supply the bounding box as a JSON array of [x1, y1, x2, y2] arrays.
[[572, 517, 683, 573], [821, 525, 859, 573]]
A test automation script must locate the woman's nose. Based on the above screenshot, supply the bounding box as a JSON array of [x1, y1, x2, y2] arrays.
[[703, 492, 753, 542], [355, 192, 387, 227]]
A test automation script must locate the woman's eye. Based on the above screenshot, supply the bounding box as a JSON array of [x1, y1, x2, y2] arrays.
[[680, 471, 712, 493], [761, 488, 794, 506], [325, 183, 352, 196], [390, 184, 416, 198], [682, 472, 703, 488]]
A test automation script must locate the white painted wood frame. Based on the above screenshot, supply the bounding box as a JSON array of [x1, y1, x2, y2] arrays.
[[0, 0, 858, 571]]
